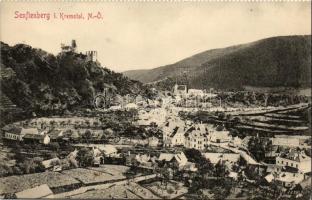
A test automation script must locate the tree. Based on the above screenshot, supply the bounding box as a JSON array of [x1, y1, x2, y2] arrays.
[[49, 142, 60, 151], [197, 158, 214, 176], [184, 148, 202, 163], [247, 137, 266, 162], [214, 160, 228, 178], [76, 147, 94, 167], [83, 130, 92, 143], [238, 156, 247, 168]]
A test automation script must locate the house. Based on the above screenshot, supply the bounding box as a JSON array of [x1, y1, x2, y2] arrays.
[[181, 162, 197, 172], [272, 135, 311, 149], [48, 129, 64, 141], [265, 145, 283, 158], [23, 134, 50, 144], [276, 149, 311, 175], [67, 149, 79, 159], [15, 184, 53, 199], [174, 152, 188, 167], [158, 153, 175, 162], [173, 84, 187, 96], [125, 103, 138, 110], [163, 126, 186, 147], [42, 158, 62, 171], [3, 127, 38, 141], [276, 169, 305, 188], [241, 136, 252, 149], [135, 154, 155, 168], [185, 130, 208, 150], [209, 130, 230, 143], [187, 89, 205, 97], [158, 152, 194, 171], [98, 145, 118, 157], [203, 153, 241, 165], [228, 171, 238, 181], [148, 136, 159, 147], [230, 136, 243, 147], [264, 173, 274, 183], [109, 105, 122, 111], [92, 147, 104, 166]]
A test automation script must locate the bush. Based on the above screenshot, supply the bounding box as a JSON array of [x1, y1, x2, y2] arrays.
[[76, 147, 94, 167]]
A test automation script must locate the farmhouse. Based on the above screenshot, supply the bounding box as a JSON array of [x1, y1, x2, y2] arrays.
[[209, 130, 231, 143], [23, 134, 50, 145], [185, 130, 207, 150], [276, 149, 311, 174], [3, 127, 38, 141], [203, 153, 241, 165]]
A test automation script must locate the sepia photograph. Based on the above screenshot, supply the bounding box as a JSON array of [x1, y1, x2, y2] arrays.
[[0, 1, 311, 199]]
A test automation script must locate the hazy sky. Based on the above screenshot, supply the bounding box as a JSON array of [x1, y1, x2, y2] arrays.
[[1, 2, 311, 72]]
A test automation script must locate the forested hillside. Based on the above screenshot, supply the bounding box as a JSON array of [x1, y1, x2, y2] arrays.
[[0, 42, 153, 125], [124, 35, 311, 90]]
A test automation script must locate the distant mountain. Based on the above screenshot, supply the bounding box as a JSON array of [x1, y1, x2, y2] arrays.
[[123, 35, 311, 90], [0, 42, 153, 125]]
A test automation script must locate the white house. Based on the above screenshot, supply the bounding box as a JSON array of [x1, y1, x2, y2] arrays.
[[23, 134, 50, 144], [158, 153, 175, 162], [174, 152, 188, 167], [99, 145, 118, 157], [276, 149, 311, 174], [185, 130, 208, 150], [148, 136, 159, 147], [187, 89, 205, 97], [230, 136, 243, 147], [163, 126, 185, 147], [203, 153, 241, 165], [209, 130, 231, 143], [3, 127, 38, 141], [272, 135, 311, 148], [125, 103, 138, 110]]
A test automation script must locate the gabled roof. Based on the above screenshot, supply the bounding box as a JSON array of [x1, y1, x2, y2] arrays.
[[42, 158, 60, 169], [203, 153, 240, 164], [15, 184, 53, 198], [174, 152, 188, 166], [170, 126, 185, 138], [23, 134, 48, 140], [48, 130, 63, 139], [279, 149, 311, 162], [159, 153, 175, 162], [278, 172, 304, 184], [5, 127, 22, 135], [264, 173, 274, 183], [21, 128, 39, 135], [98, 145, 117, 155]]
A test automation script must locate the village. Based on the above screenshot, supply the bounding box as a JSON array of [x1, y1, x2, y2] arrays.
[[0, 82, 311, 199]]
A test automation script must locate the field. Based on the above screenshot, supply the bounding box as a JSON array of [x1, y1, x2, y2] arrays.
[[0, 171, 81, 195], [70, 184, 140, 199], [88, 165, 129, 177], [126, 182, 161, 199], [144, 180, 188, 199], [61, 167, 127, 185]]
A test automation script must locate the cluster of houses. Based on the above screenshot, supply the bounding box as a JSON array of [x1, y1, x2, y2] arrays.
[[162, 117, 232, 150]]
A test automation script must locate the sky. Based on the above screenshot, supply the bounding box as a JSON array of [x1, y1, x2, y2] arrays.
[[0, 2, 311, 72]]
